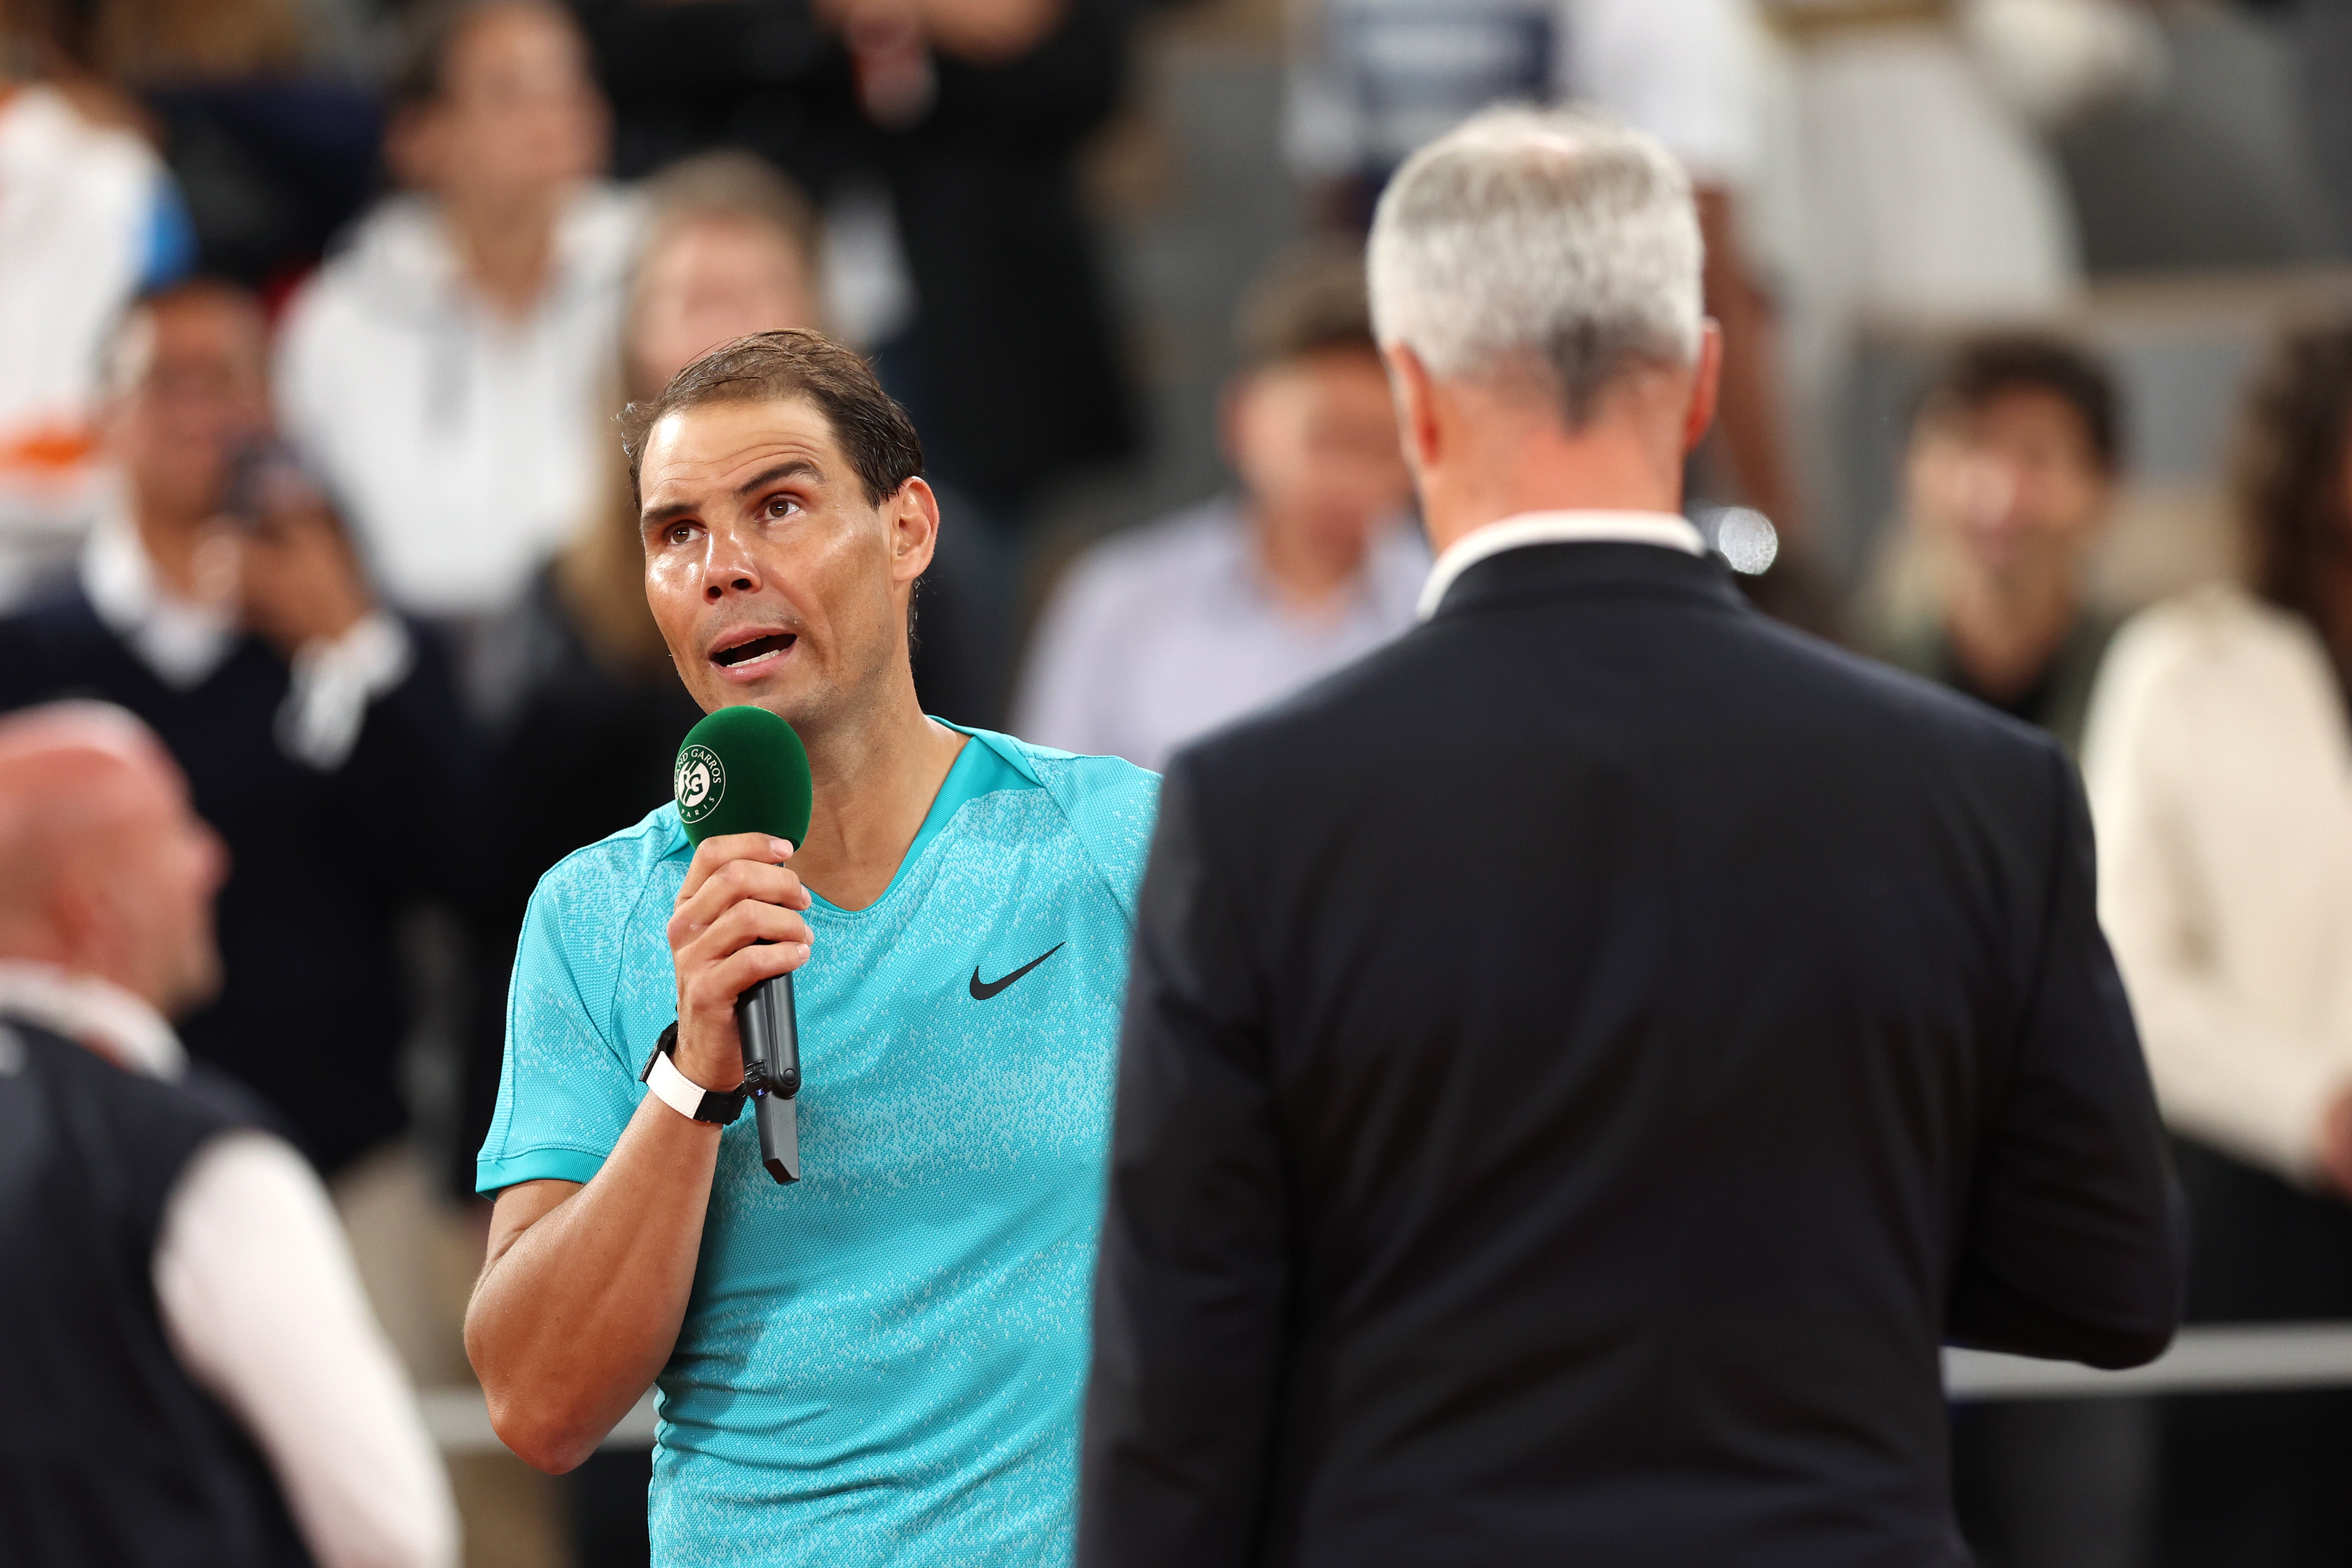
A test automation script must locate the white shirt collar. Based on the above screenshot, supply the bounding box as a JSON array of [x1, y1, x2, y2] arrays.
[[0, 960, 185, 1079], [81, 502, 238, 688], [1416, 510, 1706, 621]]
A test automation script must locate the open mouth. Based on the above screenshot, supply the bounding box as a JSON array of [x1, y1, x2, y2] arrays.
[[710, 632, 797, 671]]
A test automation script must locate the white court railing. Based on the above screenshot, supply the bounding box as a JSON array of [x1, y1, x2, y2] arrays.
[[417, 1321, 2352, 1456]]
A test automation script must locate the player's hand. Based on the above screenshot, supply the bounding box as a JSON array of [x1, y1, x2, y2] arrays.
[[668, 833, 812, 1093]]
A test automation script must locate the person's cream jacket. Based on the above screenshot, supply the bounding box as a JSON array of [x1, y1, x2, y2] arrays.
[[2083, 583, 2352, 1181]]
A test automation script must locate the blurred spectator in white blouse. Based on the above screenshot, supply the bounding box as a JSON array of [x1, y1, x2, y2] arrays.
[[274, 0, 638, 625], [1015, 245, 1421, 771], [2083, 318, 2352, 1567]]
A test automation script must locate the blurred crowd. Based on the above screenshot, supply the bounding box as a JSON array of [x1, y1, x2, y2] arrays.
[[8, 0, 2352, 1564]]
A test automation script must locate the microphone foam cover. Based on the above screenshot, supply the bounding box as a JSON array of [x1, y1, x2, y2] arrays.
[[674, 705, 813, 849]]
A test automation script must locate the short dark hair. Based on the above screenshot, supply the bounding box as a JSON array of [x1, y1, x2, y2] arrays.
[[1914, 333, 2123, 473], [2235, 319, 2352, 627], [1235, 243, 1378, 369], [619, 328, 924, 507]]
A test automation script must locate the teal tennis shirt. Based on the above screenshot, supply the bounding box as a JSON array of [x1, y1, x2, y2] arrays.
[[478, 725, 1159, 1566]]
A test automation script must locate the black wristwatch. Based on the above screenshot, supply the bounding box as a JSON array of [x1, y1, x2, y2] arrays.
[[639, 1022, 747, 1125]]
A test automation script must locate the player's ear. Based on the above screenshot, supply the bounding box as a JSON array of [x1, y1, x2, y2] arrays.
[[887, 478, 940, 588]]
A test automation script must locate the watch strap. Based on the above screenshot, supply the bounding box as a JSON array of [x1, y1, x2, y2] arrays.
[[639, 1023, 746, 1125]]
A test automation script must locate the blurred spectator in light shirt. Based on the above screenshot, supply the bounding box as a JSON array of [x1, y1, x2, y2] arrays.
[[1873, 333, 2122, 756], [2084, 320, 2352, 1566], [274, 0, 639, 624], [1015, 245, 1421, 771], [0, 75, 196, 604]]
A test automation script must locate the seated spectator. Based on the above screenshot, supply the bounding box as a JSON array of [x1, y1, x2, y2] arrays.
[[1014, 246, 1421, 769], [275, 0, 637, 622], [0, 279, 473, 1178], [2084, 319, 2352, 1565], [0, 74, 195, 603], [0, 701, 455, 1568], [1872, 334, 2146, 1568], [1873, 334, 2122, 755]]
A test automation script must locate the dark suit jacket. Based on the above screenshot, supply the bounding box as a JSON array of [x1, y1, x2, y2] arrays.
[[0, 589, 474, 1174], [1080, 541, 2185, 1568]]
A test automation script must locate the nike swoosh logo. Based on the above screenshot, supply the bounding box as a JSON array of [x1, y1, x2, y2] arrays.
[[970, 943, 1065, 1001]]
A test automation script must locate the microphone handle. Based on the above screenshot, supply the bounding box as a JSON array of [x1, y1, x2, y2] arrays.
[[735, 972, 802, 1185]]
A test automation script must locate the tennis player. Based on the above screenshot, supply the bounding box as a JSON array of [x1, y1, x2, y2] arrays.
[[464, 330, 1159, 1565]]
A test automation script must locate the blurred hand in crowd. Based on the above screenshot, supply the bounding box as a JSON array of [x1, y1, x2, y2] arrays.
[[221, 452, 374, 658], [1225, 343, 1413, 620], [816, 0, 1068, 124], [1905, 378, 2115, 702], [629, 215, 826, 396], [386, 0, 608, 318]]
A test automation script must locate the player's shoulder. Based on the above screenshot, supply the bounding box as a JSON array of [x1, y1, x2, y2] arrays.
[[529, 802, 685, 923], [972, 730, 1161, 909], [995, 735, 1160, 815]]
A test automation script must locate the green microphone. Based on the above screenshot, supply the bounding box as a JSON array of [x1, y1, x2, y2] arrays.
[[675, 705, 813, 1185]]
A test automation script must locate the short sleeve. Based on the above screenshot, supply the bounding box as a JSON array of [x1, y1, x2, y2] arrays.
[[1042, 754, 1163, 923], [476, 869, 646, 1195]]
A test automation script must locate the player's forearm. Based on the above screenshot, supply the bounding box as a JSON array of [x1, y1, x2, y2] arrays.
[[466, 1096, 722, 1472]]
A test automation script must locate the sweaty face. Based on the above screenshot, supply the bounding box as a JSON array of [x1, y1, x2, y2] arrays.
[[638, 398, 933, 735], [107, 293, 272, 525], [1906, 388, 2113, 590], [629, 220, 822, 399], [415, 2, 605, 205], [1228, 348, 1414, 552]]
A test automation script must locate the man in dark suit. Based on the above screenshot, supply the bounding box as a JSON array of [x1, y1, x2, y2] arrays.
[[1079, 107, 2185, 1568]]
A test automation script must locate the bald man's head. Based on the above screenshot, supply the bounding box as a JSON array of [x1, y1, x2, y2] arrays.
[[0, 704, 226, 1018]]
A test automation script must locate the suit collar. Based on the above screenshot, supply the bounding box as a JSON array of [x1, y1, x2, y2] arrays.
[[0, 961, 184, 1079], [1417, 510, 1706, 621]]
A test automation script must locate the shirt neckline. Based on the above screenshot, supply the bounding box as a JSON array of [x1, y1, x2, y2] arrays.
[[790, 724, 1040, 918], [80, 504, 239, 688], [1417, 510, 1705, 621]]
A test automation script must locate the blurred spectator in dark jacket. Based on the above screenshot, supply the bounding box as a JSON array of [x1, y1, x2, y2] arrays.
[[1873, 334, 2144, 1568], [1015, 244, 1421, 770], [2085, 319, 2352, 1568], [276, 0, 640, 624], [0, 278, 474, 1178], [570, 0, 1145, 517], [39, 0, 384, 293], [1873, 334, 2123, 756]]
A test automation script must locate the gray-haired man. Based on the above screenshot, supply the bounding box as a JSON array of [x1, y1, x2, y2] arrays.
[[1078, 108, 2182, 1568]]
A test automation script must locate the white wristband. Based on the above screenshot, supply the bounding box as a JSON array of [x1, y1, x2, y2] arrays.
[[644, 1045, 740, 1124]]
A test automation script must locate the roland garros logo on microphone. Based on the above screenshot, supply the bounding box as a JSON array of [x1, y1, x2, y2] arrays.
[[675, 743, 725, 826]]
